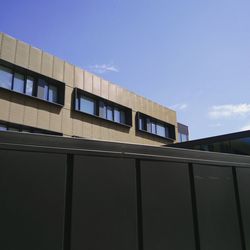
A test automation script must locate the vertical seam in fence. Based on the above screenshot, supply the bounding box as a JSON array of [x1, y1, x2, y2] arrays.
[[189, 163, 201, 250], [136, 159, 144, 250], [63, 154, 74, 250], [232, 167, 246, 250]]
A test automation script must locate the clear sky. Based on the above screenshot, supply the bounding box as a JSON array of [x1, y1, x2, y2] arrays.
[[1, 0, 250, 139]]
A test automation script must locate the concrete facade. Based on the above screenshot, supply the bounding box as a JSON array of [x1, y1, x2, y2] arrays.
[[0, 32, 177, 145]]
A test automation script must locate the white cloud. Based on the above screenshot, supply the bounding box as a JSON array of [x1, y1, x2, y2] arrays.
[[87, 63, 119, 74], [171, 103, 188, 110], [208, 104, 250, 119]]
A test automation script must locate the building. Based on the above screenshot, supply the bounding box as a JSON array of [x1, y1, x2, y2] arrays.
[[168, 129, 250, 155], [177, 122, 189, 142], [0, 32, 184, 145]]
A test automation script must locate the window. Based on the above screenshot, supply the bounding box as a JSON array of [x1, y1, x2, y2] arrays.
[[178, 133, 188, 142], [13, 73, 25, 93], [0, 65, 13, 89], [156, 123, 166, 137], [37, 79, 48, 100], [0, 124, 7, 131], [48, 85, 58, 103], [80, 95, 96, 115], [74, 88, 132, 127], [25, 76, 34, 96], [0, 122, 62, 135], [137, 112, 176, 140], [0, 62, 63, 105], [107, 106, 113, 121], [99, 101, 107, 118]]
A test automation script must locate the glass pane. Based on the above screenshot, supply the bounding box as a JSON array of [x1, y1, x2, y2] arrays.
[[13, 73, 25, 93], [48, 85, 58, 103], [114, 108, 120, 123], [25, 76, 34, 96], [178, 133, 182, 142], [0, 65, 13, 89], [80, 95, 96, 115], [37, 79, 48, 100], [107, 106, 113, 121], [181, 134, 188, 142], [146, 118, 151, 133], [99, 101, 107, 118], [156, 123, 166, 137], [152, 122, 157, 134], [139, 117, 144, 130], [75, 96, 79, 110], [120, 110, 126, 124], [0, 124, 7, 131]]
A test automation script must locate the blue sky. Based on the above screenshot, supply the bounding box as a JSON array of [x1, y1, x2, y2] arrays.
[[1, 0, 250, 139]]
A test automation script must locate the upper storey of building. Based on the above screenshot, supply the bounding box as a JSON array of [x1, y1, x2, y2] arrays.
[[0, 32, 177, 145]]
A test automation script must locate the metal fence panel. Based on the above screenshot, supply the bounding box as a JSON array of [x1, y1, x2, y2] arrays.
[[140, 161, 196, 250], [0, 150, 67, 250], [71, 155, 138, 250], [194, 165, 242, 250]]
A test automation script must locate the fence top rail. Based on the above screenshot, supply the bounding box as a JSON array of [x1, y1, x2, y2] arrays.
[[0, 131, 250, 167]]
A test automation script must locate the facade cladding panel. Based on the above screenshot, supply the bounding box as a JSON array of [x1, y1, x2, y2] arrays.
[[0, 32, 177, 145]]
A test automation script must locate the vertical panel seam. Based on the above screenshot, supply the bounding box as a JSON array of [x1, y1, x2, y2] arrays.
[[136, 159, 144, 250], [232, 167, 246, 250], [63, 154, 74, 250], [189, 163, 201, 250]]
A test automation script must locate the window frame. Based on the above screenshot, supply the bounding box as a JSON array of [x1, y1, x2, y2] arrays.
[[74, 88, 132, 128], [0, 59, 65, 107], [136, 112, 176, 141]]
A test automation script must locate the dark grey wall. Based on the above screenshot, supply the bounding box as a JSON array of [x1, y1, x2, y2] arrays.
[[0, 140, 250, 250]]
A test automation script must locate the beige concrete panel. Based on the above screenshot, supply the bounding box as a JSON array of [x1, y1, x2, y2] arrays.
[[82, 119, 92, 138], [72, 117, 83, 137], [116, 86, 124, 105], [100, 79, 108, 99], [15, 41, 29, 68], [162, 108, 169, 122], [152, 102, 158, 118], [108, 82, 117, 102], [92, 122, 101, 139], [92, 75, 101, 96], [74, 67, 84, 89], [158, 105, 165, 121], [140, 97, 147, 114], [41, 52, 53, 77], [62, 109, 72, 135], [23, 99, 38, 127], [167, 110, 177, 124], [135, 95, 142, 112], [147, 100, 153, 117], [128, 92, 136, 110], [53, 56, 64, 82], [155, 104, 161, 120], [0, 33, 3, 51], [100, 121, 109, 140], [84, 71, 93, 93], [37, 102, 50, 130], [9, 95, 24, 124], [29, 47, 42, 73], [64, 62, 74, 87], [49, 106, 62, 132], [0, 34, 17, 63], [122, 89, 129, 107], [0, 91, 10, 121], [65, 86, 73, 110]]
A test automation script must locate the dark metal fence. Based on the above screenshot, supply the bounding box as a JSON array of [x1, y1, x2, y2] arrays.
[[1, 132, 250, 250]]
